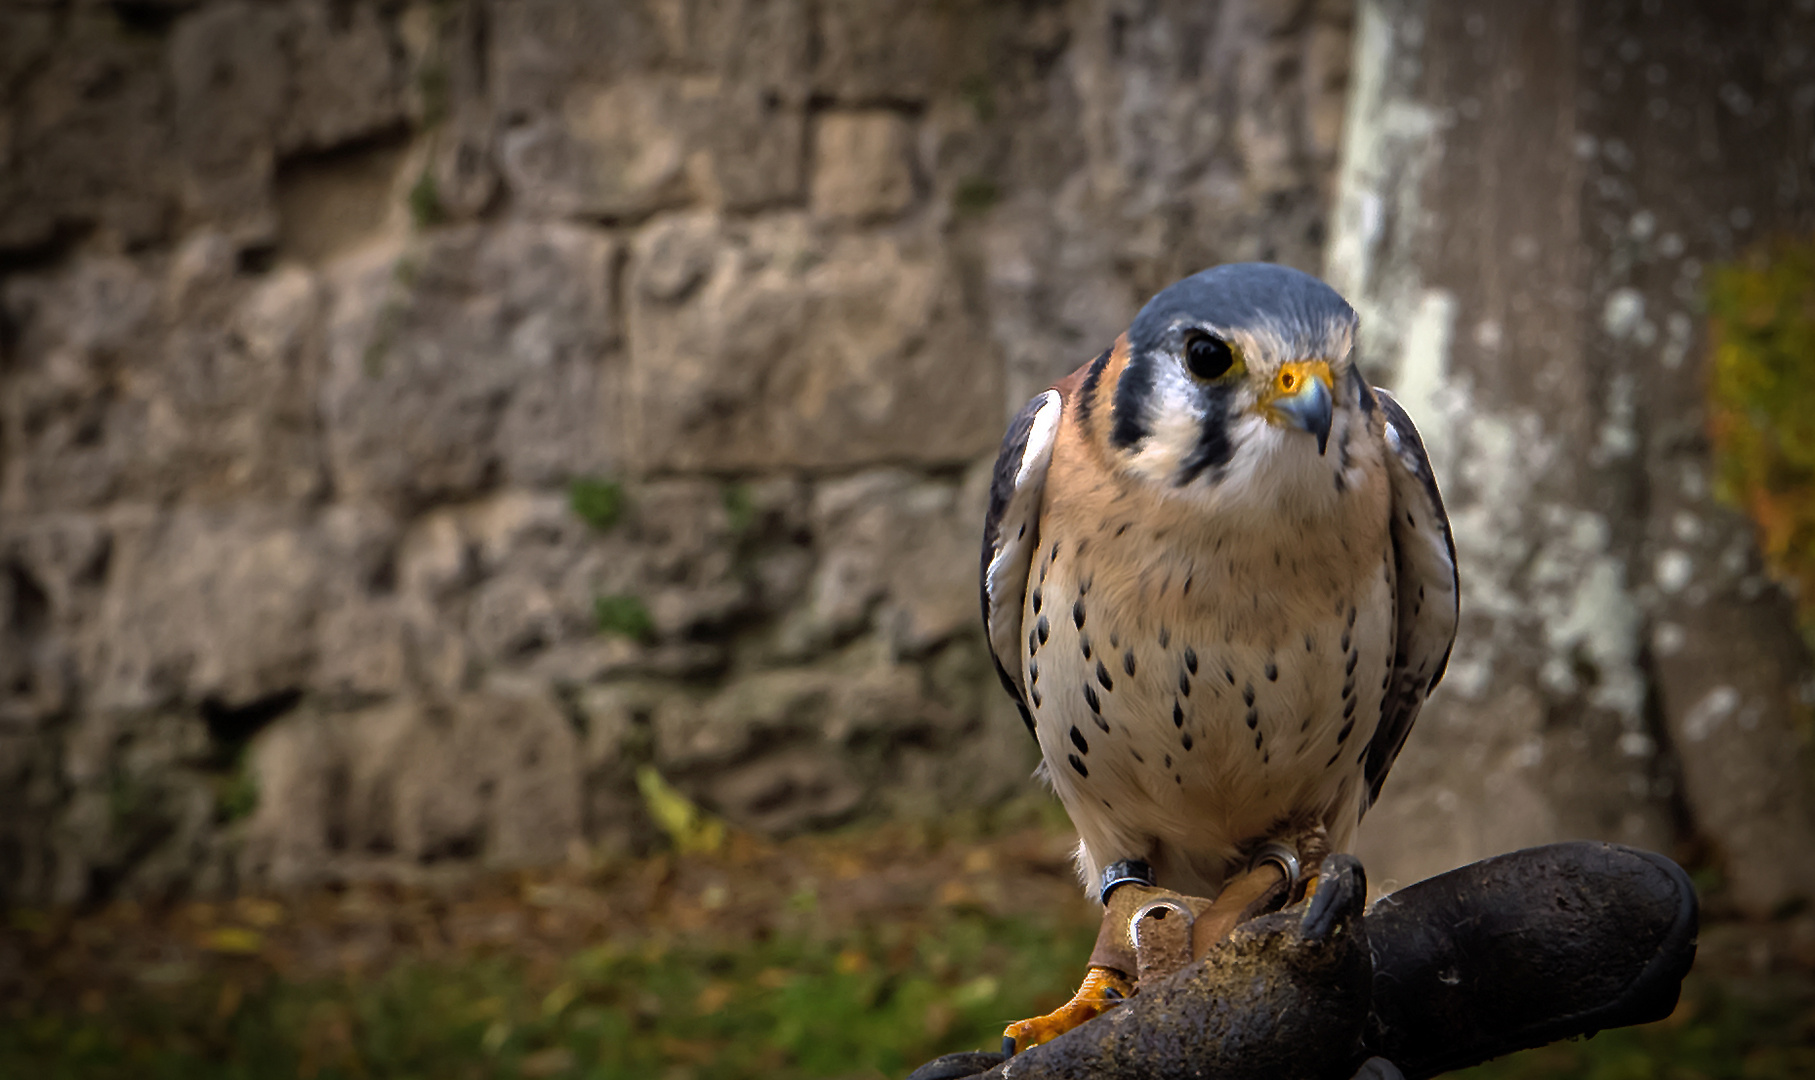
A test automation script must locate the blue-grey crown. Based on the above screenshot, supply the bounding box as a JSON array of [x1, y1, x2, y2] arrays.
[[1127, 263, 1357, 358]]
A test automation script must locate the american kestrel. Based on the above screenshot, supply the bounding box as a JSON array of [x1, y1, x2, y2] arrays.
[[981, 263, 1458, 1051]]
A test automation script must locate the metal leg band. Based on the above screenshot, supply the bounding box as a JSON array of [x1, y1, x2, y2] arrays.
[[1251, 842, 1302, 893], [1098, 858, 1156, 904]]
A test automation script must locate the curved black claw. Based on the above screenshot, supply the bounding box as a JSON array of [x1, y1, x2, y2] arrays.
[[1302, 854, 1365, 943]]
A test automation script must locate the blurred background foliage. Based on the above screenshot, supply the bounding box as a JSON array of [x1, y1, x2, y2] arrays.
[[1710, 237, 1815, 654]]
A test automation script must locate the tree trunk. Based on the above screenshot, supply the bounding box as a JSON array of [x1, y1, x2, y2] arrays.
[[1328, 0, 1815, 918]]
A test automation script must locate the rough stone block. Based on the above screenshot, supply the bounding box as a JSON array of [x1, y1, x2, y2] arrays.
[[48, 710, 220, 903], [490, 0, 665, 115], [499, 81, 695, 220], [0, 13, 175, 251], [240, 693, 582, 888], [149, 264, 326, 501], [490, 0, 810, 217], [813, 0, 942, 103], [708, 748, 863, 834], [490, 3, 693, 220], [1351, 683, 1670, 894], [314, 600, 412, 699], [655, 668, 832, 771], [500, 74, 808, 219], [1, 251, 323, 511], [279, 1, 405, 154], [1, 256, 159, 509], [388, 483, 755, 683], [666, 0, 811, 104], [86, 505, 398, 712], [626, 213, 1000, 471], [168, 2, 290, 242], [694, 86, 807, 212], [321, 224, 617, 507], [774, 467, 986, 658], [466, 570, 571, 664], [0, 514, 112, 727], [0, 731, 64, 903], [425, 107, 502, 222], [812, 111, 917, 220], [654, 648, 952, 778]]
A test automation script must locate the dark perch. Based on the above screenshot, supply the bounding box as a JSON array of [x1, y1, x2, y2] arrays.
[[907, 842, 1698, 1080]]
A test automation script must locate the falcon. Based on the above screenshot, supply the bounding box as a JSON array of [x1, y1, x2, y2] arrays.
[[980, 263, 1458, 1052]]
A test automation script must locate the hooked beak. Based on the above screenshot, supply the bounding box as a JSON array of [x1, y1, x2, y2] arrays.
[[1265, 360, 1335, 455]]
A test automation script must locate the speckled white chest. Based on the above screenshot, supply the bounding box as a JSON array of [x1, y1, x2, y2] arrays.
[[1022, 524, 1397, 898]]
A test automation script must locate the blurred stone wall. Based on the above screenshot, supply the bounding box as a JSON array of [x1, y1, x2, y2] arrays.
[[0, 0, 1354, 901]]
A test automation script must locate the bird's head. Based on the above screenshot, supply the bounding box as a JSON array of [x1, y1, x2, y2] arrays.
[[1090, 263, 1363, 510]]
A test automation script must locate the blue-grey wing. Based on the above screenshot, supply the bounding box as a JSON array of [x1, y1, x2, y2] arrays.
[[1362, 387, 1460, 807]]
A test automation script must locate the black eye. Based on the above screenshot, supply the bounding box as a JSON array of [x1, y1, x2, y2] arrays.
[[1184, 333, 1234, 380]]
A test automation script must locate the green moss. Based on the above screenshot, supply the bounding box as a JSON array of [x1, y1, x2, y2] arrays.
[[417, 61, 450, 130], [593, 594, 654, 643], [363, 259, 419, 378], [722, 481, 756, 538], [568, 477, 625, 531], [392, 254, 422, 288], [360, 301, 403, 379], [104, 774, 145, 828], [953, 175, 1002, 216], [1708, 235, 1815, 646], [960, 75, 997, 122], [407, 169, 444, 230], [215, 755, 259, 824]]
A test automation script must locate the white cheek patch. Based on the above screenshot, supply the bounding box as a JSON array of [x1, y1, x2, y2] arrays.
[[1166, 407, 1351, 524], [1205, 413, 1287, 513], [1123, 363, 1208, 485]]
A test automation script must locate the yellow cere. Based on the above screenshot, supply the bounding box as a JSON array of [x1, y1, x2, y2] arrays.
[[1270, 359, 1333, 402]]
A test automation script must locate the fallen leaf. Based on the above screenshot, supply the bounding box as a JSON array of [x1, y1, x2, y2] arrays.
[[202, 927, 264, 955]]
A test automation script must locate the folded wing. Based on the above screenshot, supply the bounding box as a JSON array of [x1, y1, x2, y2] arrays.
[[1363, 387, 1460, 807], [979, 389, 1063, 736]]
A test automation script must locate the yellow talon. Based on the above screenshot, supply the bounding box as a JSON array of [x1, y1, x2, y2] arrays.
[[1002, 965, 1133, 1055]]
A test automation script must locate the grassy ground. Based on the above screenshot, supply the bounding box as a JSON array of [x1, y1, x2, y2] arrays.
[[3, 804, 1811, 1079]]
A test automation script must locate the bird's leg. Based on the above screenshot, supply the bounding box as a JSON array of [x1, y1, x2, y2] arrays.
[[1186, 831, 1332, 957], [1002, 861, 1165, 1055], [1186, 857, 1293, 958], [1001, 837, 1332, 1055], [1000, 963, 1133, 1056], [1278, 829, 1332, 907]]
